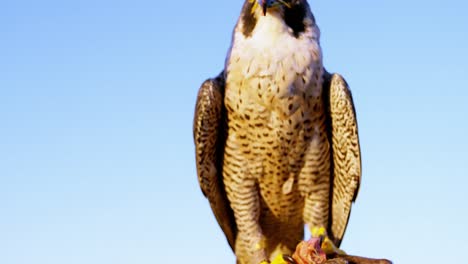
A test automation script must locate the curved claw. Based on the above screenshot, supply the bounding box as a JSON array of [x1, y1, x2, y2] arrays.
[[311, 227, 346, 256], [267, 254, 298, 264], [282, 254, 297, 264], [321, 237, 346, 256]]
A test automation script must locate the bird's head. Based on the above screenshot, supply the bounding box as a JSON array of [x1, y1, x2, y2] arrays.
[[240, 0, 311, 38], [252, 0, 298, 16]]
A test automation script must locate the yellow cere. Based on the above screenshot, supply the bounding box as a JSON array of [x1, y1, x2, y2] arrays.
[[249, 0, 259, 14], [248, 0, 292, 14]]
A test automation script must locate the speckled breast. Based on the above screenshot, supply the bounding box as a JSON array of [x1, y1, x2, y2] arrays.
[[224, 70, 326, 211]]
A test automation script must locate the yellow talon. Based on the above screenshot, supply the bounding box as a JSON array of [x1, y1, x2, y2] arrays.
[[259, 254, 291, 264], [311, 227, 327, 238], [321, 236, 346, 255], [270, 254, 288, 264], [311, 226, 346, 255]]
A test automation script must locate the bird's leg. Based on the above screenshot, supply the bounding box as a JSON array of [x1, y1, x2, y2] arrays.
[[228, 178, 268, 264], [261, 254, 296, 264], [300, 142, 344, 256], [303, 187, 344, 255], [311, 227, 346, 255]]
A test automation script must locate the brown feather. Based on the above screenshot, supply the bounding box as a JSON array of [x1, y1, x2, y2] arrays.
[[324, 71, 361, 246], [193, 72, 238, 250]]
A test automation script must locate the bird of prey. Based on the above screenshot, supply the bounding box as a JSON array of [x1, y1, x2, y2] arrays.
[[193, 0, 361, 263]]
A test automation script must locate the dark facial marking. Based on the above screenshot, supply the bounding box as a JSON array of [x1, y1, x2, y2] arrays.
[[241, 1, 257, 37], [284, 2, 306, 38]]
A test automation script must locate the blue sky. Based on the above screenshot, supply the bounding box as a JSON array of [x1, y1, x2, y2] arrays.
[[1, 0, 467, 263]]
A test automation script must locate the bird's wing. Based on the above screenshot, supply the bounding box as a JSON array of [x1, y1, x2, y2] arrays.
[[323, 72, 361, 246], [193, 72, 237, 250]]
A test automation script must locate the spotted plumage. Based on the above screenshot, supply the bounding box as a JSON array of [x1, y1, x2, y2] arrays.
[[193, 1, 361, 263]]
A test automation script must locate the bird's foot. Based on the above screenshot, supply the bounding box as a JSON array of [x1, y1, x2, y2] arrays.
[[259, 254, 296, 264], [311, 227, 346, 256]]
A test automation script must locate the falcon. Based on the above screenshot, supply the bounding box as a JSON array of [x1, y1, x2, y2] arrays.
[[193, 0, 361, 263]]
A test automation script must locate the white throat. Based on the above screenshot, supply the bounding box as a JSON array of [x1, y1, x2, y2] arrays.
[[249, 13, 290, 50], [228, 12, 321, 79]]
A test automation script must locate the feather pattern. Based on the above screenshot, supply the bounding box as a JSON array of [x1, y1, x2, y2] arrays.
[[324, 72, 361, 246], [193, 72, 237, 250], [194, 1, 361, 263]]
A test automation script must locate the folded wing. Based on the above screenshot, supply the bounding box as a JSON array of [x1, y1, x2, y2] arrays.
[[193, 72, 237, 250], [324, 72, 362, 246]]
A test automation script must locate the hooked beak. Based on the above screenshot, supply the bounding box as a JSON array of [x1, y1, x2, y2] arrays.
[[261, 0, 284, 16], [261, 0, 268, 15]]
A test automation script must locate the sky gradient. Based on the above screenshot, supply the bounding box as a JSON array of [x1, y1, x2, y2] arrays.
[[1, 0, 467, 263]]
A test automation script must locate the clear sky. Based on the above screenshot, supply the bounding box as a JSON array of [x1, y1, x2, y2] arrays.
[[1, 0, 467, 263]]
